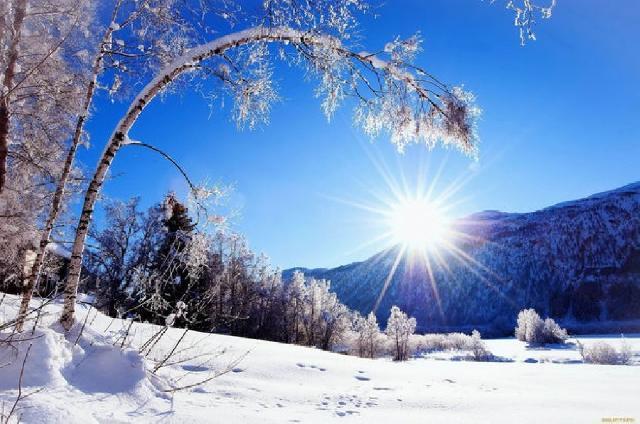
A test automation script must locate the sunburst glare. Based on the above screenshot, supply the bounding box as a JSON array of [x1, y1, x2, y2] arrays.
[[387, 196, 451, 252], [321, 146, 506, 316]]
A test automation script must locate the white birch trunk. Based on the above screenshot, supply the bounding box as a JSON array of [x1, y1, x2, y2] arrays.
[[0, 0, 27, 193], [15, 25, 114, 332]]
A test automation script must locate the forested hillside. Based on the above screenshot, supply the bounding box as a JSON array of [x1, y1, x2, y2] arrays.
[[288, 182, 640, 335]]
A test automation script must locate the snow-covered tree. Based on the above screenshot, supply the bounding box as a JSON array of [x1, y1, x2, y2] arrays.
[[515, 308, 567, 344], [284, 270, 307, 344], [386, 305, 416, 361], [353, 312, 384, 358], [133, 194, 213, 329], [1, 0, 93, 327], [469, 329, 490, 361], [577, 339, 632, 365], [305, 278, 350, 350], [84, 198, 144, 316]]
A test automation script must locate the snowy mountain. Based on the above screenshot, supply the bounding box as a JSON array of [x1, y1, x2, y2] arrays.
[[286, 182, 640, 335]]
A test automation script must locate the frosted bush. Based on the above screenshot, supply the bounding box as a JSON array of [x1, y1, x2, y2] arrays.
[[411, 330, 492, 361], [412, 334, 448, 354], [446, 332, 474, 351], [469, 330, 491, 361], [515, 308, 567, 345], [578, 339, 633, 365]]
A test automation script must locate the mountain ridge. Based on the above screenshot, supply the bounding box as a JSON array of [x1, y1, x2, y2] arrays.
[[285, 181, 640, 335]]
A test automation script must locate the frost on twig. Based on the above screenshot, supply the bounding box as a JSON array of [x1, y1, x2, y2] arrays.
[[501, 0, 557, 45]]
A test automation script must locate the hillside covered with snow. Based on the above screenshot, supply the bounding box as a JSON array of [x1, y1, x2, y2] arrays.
[[287, 182, 640, 334], [1, 295, 639, 423]]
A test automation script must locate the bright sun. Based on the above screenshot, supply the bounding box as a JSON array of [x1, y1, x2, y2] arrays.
[[389, 197, 450, 250]]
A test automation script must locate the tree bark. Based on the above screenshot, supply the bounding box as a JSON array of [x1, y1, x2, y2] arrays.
[[0, 0, 27, 193], [15, 25, 114, 332]]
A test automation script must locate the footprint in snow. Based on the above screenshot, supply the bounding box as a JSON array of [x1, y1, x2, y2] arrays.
[[231, 367, 244, 373], [296, 363, 326, 371], [182, 365, 208, 372], [354, 375, 370, 381], [443, 378, 455, 383]]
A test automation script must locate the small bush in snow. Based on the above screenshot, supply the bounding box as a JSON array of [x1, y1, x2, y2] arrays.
[[469, 330, 491, 361], [410, 330, 492, 361], [412, 332, 474, 353], [412, 333, 448, 354], [619, 339, 632, 365], [577, 339, 632, 365], [515, 308, 568, 345]]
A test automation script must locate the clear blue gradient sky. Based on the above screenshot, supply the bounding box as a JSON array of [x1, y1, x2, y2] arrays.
[[80, 0, 640, 269]]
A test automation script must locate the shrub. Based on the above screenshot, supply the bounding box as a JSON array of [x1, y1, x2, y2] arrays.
[[542, 317, 569, 343], [515, 308, 568, 345], [577, 340, 631, 365], [411, 330, 492, 361], [411, 332, 470, 354], [578, 342, 630, 365], [411, 334, 447, 354], [469, 330, 491, 361]]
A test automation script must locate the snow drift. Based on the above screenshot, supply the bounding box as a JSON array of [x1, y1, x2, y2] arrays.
[[1, 294, 639, 423]]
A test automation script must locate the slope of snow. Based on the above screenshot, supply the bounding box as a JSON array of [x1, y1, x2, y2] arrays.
[[1, 295, 639, 423]]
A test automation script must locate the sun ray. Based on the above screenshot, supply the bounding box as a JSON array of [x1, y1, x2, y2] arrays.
[[373, 245, 406, 313]]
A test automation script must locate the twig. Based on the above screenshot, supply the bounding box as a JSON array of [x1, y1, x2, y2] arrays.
[[120, 318, 135, 349], [153, 328, 188, 372], [140, 325, 169, 357], [4, 343, 43, 423], [162, 350, 249, 393], [74, 305, 93, 346]]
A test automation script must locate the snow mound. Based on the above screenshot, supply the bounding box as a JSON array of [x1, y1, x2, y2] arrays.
[[61, 335, 149, 394], [1, 306, 165, 422], [0, 329, 71, 391]]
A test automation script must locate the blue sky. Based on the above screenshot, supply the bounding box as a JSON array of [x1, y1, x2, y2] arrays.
[[80, 0, 640, 269]]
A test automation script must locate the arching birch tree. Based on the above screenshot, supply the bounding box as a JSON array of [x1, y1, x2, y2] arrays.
[[58, 0, 556, 330]]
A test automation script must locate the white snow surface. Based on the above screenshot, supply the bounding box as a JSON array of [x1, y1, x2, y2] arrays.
[[1, 294, 639, 423]]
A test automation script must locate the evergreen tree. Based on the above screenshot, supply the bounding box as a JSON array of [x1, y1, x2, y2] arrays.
[[141, 193, 210, 329]]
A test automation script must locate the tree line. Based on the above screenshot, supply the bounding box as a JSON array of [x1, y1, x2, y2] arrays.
[[79, 193, 422, 359]]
